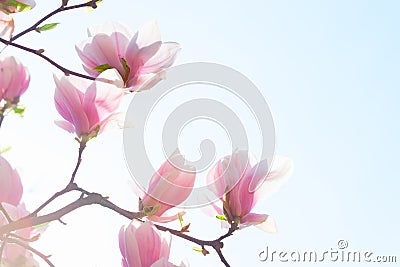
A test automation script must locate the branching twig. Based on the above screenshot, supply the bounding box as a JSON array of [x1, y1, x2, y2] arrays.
[[28, 182, 78, 218], [11, 0, 99, 41], [28, 141, 86, 217], [0, 186, 234, 267]]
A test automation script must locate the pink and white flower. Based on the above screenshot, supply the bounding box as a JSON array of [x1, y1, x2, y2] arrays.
[[76, 20, 180, 92], [119, 221, 187, 267], [0, 56, 30, 103], [207, 151, 293, 232], [138, 151, 196, 223], [0, 155, 23, 206], [54, 69, 123, 140]]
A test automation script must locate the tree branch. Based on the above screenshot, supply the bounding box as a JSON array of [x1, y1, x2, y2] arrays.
[[1, 193, 109, 234], [0, 38, 95, 81], [11, 0, 99, 41], [0, 186, 234, 267]]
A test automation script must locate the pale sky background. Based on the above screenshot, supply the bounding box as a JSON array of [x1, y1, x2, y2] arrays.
[[0, 0, 399, 266]]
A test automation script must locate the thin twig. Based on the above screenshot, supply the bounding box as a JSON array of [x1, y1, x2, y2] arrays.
[[0, 38, 95, 81], [28, 141, 86, 217], [28, 182, 78, 217], [0, 105, 8, 128], [8, 233, 40, 242], [69, 141, 86, 184], [4, 237, 55, 267], [0, 203, 13, 223], [11, 0, 99, 41], [215, 248, 231, 267]]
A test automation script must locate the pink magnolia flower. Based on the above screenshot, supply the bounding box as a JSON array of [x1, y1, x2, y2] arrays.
[[0, 203, 40, 267], [0, 0, 36, 14], [207, 151, 293, 232], [137, 151, 196, 223], [76, 20, 180, 91], [54, 70, 123, 140], [0, 56, 30, 103], [119, 221, 187, 267], [0, 155, 23, 206]]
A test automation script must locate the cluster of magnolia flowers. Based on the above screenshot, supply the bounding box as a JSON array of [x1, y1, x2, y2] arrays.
[[0, 1, 294, 267]]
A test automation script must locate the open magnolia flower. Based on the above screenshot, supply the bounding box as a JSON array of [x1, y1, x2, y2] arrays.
[[0, 56, 30, 104], [119, 221, 187, 267], [54, 69, 124, 141], [0, 0, 35, 14], [76, 20, 180, 91], [0, 155, 23, 206], [0, 203, 40, 267], [134, 151, 196, 223], [206, 151, 293, 232]]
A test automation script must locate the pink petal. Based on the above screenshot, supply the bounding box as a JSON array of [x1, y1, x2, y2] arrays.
[[240, 213, 268, 228], [76, 34, 123, 75], [253, 156, 293, 204], [54, 120, 75, 133], [255, 216, 277, 234], [122, 223, 141, 267], [135, 20, 162, 49], [53, 75, 90, 136], [0, 13, 14, 46], [202, 199, 223, 217], [126, 71, 166, 92], [0, 156, 23, 206], [88, 21, 133, 39], [151, 258, 182, 267], [141, 42, 181, 74]]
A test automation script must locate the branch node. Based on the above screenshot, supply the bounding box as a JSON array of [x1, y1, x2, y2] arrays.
[[90, 0, 97, 9], [62, 0, 69, 7]]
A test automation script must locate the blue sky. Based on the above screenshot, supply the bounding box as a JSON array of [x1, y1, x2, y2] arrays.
[[1, 0, 399, 266]]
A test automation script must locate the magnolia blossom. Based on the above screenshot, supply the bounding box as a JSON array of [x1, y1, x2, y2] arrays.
[[0, 0, 36, 14], [119, 221, 187, 267], [138, 152, 196, 223], [0, 156, 23, 206], [0, 56, 30, 103], [54, 70, 123, 140], [76, 20, 180, 91], [207, 151, 293, 232], [0, 203, 39, 267]]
